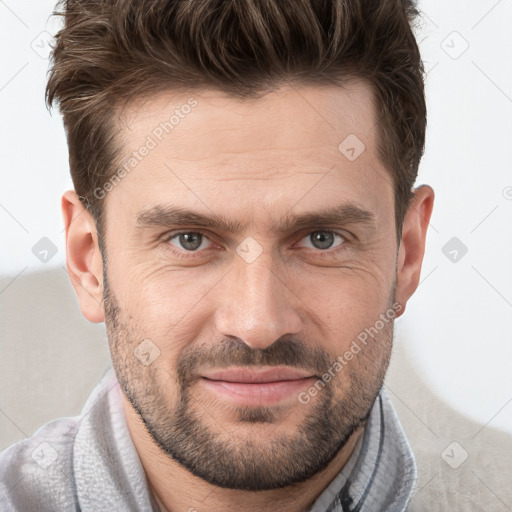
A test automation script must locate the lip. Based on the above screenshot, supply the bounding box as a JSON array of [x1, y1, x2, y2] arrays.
[[198, 366, 317, 406], [201, 366, 314, 383]]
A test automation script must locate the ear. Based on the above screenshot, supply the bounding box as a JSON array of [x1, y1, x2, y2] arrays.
[[62, 190, 105, 323], [395, 185, 435, 317]]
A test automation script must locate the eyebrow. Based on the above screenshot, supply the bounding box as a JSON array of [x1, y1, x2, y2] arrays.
[[136, 203, 375, 235]]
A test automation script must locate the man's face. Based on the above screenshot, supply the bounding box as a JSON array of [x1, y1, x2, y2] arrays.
[[102, 82, 399, 490]]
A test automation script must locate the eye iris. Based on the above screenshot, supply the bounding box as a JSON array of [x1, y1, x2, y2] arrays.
[[176, 232, 337, 251], [179, 233, 202, 251], [311, 231, 334, 250]]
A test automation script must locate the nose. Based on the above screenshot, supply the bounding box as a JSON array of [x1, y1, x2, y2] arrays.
[[213, 251, 303, 350]]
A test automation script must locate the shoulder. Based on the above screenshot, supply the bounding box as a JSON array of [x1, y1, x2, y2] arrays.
[[0, 416, 79, 511]]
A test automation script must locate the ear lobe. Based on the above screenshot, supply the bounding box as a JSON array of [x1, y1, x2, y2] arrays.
[[62, 190, 105, 323], [394, 185, 435, 317]]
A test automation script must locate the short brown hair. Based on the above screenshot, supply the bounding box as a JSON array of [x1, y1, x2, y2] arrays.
[[47, 0, 426, 237]]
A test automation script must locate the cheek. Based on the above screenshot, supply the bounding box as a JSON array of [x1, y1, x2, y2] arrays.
[[293, 266, 394, 351], [108, 252, 212, 315], [108, 267, 220, 360], [108, 241, 395, 354]]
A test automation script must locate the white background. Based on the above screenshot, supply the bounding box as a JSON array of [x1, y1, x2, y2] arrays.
[[1, 1, 511, 510]]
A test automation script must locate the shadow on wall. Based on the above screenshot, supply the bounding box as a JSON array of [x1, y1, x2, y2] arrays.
[[386, 331, 512, 512], [0, 267, 111, 451], [1, 268, 511, 511]]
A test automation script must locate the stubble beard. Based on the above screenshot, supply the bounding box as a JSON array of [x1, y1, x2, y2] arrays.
[[103, 276, 394, 491]]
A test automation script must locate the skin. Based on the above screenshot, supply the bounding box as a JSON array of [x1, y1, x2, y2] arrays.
[[62, 81, 434, 512]]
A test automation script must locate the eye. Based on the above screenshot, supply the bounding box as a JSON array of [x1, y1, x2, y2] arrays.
[[167, 231, 213, 252], [163, 229, 347, 260], [297, 230, 346, 251]]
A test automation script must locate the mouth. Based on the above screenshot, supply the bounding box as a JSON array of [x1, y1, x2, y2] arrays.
[[198, 366, 317, 405]]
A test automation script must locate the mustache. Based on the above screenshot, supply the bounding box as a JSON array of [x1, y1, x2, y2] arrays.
[[176, 335, 332, 383]]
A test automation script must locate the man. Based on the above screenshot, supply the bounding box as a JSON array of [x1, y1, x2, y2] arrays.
[[0, 0, 434, 510]]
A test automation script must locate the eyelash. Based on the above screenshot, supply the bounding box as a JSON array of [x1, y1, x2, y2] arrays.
[[162, 230, 349, 260]]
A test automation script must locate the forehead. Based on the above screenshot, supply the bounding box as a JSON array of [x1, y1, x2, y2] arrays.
[[117, 80, 378, 158], [107, 81, 394, 228]]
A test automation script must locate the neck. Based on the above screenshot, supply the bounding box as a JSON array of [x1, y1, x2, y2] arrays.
[[122, 396, 364, 512]]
